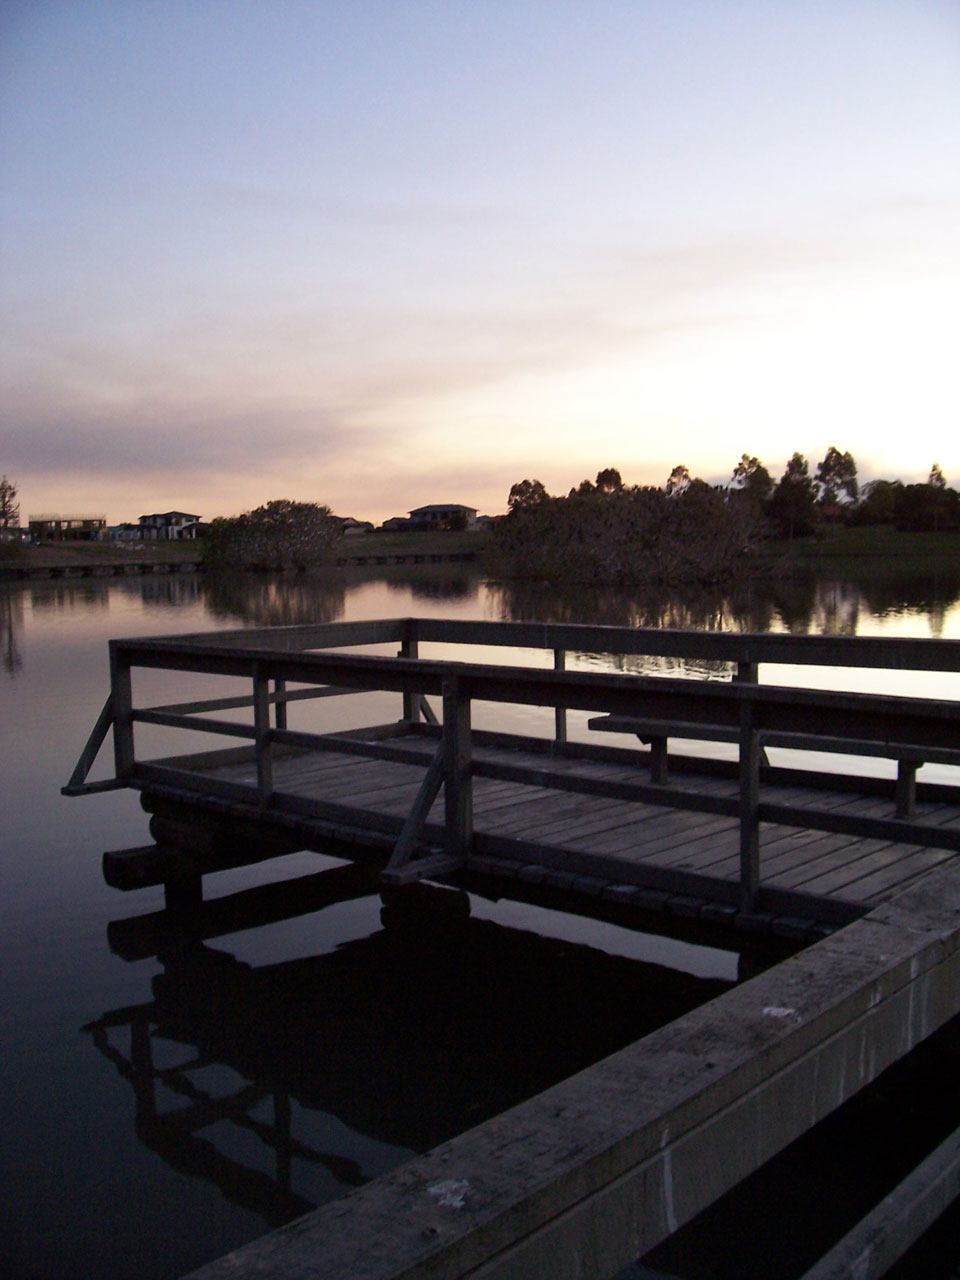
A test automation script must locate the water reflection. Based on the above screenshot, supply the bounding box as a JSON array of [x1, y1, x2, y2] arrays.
[[388, 573, 478, 601], [203, 572, 347, 628], [489, 569, 960, 640], [30, 582, 111, 611], [1, 591, 23, 673], [90, 872, 731, 1229]]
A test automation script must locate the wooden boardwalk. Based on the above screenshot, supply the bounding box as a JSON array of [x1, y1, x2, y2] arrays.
[[65, 615, 960, 932]]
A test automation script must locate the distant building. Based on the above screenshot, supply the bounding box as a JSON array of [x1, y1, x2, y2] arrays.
[[110, 523, 142, 542], [407, 504, 478, 530], [28, 514, 107, 543], [138, 511, 202, 540], [335, 516, 374, 538]]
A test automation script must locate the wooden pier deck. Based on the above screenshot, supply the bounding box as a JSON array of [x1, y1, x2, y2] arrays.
[[65, 616, 960, 934]]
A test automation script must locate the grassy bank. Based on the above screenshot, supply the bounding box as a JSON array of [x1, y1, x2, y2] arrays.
[[6, 525, 953, 578], [1, 539, 204, 568], [1, 528, 491, 571], [756, 526, 960, 576]]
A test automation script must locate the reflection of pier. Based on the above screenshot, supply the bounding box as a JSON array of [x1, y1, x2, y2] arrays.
[[88, 872, 731, 1231]]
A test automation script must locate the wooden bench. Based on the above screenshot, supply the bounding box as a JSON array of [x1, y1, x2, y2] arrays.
[[587, 714, 960, 817]]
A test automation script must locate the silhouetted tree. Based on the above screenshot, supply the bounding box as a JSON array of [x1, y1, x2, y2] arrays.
[[665, 464, 691, 496], [0, 475, 19, 531], [730, 454, 773, 507], [769, 453, 818, 539], [895, 482, 960, 532], [507, 479, 550, 511], [851, 479, 901, 526], [595, 467, 623, 494], [930, 463, 947, 490], [815, 447, 859, 505]]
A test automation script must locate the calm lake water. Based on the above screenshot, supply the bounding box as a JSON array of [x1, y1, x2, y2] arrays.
[[3, 565, 960, 1280]]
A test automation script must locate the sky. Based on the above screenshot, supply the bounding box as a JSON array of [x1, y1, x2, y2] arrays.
[[2, 1, 959, 526]]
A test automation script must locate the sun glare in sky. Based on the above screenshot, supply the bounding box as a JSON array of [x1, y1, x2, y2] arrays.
[[1, 1, 958, 523]]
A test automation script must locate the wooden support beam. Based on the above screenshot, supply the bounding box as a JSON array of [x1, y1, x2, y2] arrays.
[[443, 675, 473, 863], [739, 699, 761, 913], [384, 744, 445, 874], [61, 694, 120, 795], [400, 624, 420, 723], [554, 649, 567, 742], [253, 664, 273, 807], [896, 759, 918, 818], [109, 644, 135, 781]]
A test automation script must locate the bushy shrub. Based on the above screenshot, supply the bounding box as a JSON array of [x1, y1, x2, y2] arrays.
[[203, 499, 339, 571], [493, 473, 758, 585]]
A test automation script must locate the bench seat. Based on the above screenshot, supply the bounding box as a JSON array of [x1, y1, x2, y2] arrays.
[[587, 714, 960, 816]]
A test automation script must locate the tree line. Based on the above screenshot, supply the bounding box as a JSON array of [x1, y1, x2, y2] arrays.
[[494, 451, 959, 586], [725, 451, 958, 538]]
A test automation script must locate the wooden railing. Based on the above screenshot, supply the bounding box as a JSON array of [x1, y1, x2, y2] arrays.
[[65, 618, 960, 911]]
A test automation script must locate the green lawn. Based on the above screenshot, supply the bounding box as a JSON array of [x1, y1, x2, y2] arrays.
[[5, 528, 492, 569], [758, 525, 960, 574]]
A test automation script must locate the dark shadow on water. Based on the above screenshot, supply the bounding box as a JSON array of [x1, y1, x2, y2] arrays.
[[88, 872, 734, 1231]]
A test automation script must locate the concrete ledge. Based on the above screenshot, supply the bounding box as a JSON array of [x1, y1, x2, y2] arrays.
[[183, 864, 960, 1280]]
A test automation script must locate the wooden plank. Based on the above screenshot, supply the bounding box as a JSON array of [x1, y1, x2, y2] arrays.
[[799, 845, 952, 899], [769, 838, 903, 891]]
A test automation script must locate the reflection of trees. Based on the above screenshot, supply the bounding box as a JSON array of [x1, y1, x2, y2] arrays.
[[203, 572, 346, 628], [811, 579, 860, 637], [1, 591, 23, 674], [856, 573, 960, 634], [30, 583, 111, 611], [379, 566, 481, 602], [491, 566, 960, 642], [489, 578, 781, 637], [407, 576, 475, 601], [138, 575, 206, 608]]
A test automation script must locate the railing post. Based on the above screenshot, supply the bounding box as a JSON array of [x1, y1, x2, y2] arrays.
[[110, 643, 135, 781], [401, 620, 420, 723], [739, 693, 760, 913], [554, 649, 567, 743], [443, 674, 473, 861], [274, 677, 287, 731], [735, 659, 769, 765], [254, 661, 273, 807]]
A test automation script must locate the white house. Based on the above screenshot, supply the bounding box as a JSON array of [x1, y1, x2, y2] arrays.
[[138, 511, 202, 540]]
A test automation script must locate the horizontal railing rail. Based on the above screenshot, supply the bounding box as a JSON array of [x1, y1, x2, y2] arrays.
[[129, 615, 960, 673]]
